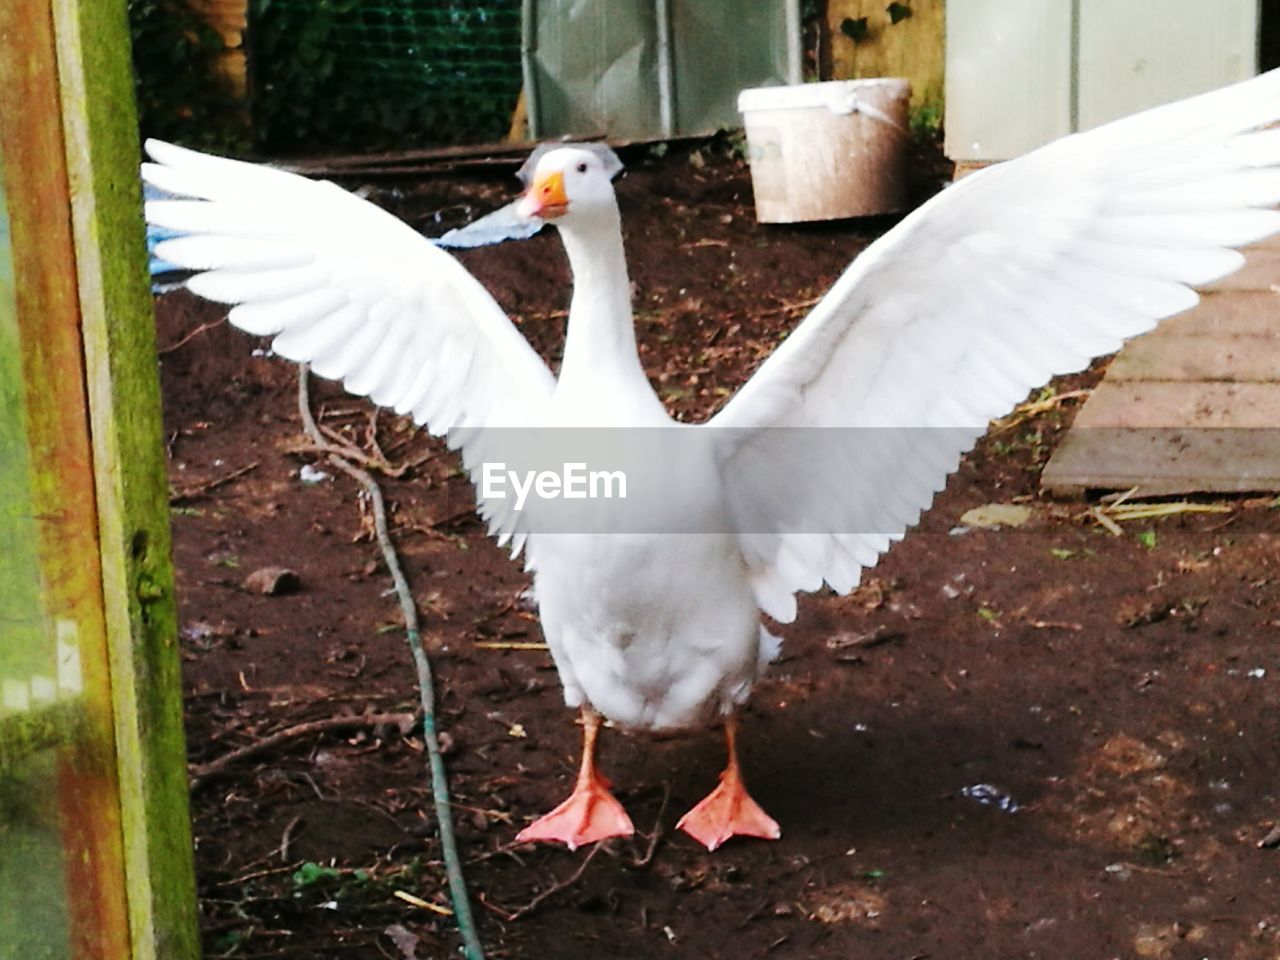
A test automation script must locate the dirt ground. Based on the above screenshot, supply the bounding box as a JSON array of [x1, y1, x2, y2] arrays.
[[154, 141, 1280, 960]]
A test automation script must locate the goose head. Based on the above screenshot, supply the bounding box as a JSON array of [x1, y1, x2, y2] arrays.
[[516, 144, 623, 227]]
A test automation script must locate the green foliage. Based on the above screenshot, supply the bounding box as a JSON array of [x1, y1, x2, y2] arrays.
[[128, 0, 523, 154], [291, 861, 344, 889], [1137, 529, 1158, 550], [909, 101, 943, 140], [209, 927, 250, 955], [127, 0, 248, 152], [250, 0, 524, 153]]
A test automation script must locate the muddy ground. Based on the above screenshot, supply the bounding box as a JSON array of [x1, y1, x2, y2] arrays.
[[155, 141, 1280, 960]]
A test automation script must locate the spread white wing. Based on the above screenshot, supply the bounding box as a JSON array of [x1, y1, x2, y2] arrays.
[[142, 139, 555, 548], [711, 69, 1280, 622]]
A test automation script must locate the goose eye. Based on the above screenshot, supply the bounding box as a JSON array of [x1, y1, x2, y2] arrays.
[[575, 162, 588, 174]]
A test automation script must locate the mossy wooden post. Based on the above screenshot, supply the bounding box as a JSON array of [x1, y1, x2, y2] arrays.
[[0, 0, 199, 957]]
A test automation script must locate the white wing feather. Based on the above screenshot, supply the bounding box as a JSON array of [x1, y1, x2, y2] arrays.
[[711, 70, 1280, 622], [141, 139, 555, 548]]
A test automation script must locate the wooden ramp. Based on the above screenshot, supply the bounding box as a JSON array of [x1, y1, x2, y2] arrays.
[[1040, 235, 1280, 498]]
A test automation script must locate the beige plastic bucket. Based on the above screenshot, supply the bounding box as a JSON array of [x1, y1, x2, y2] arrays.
[[737, 78, 911, 223]]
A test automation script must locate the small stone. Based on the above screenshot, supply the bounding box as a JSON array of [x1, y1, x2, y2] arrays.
[[243, 565, 302, 596], [299, 464, 331, 484], [1258, 823, 1280, 849]]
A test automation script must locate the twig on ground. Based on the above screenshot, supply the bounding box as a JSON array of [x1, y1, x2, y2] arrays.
[[288, 440, 396, 474], [515, 307, 569, 324], [464, 839, 531, 868], [169, 461, 260, 503], [297, 363, 485, 960], [1103, 501, 1234, 522], [367, 409, 394, 467], [504, 844, 605, 921], [992, 388, 1091, 434], [157, 317, 226, 355], [1089, 507, 1124, 537], [189, 712, 414, 790], [279, 815, 303, 863], [1087, 489, 1235, 534], [394, 889, 455, 916], [213, 861, 307, 888], [286, 429, 434, 479], [415, 505, 483, 533], [628, 785, 670, 869], [750, 294, 823, 320], [318, 420, 373, 457]]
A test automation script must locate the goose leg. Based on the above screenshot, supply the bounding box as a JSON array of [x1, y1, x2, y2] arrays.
[[516, 707, 634, 850], [677, 715, 781, 852]]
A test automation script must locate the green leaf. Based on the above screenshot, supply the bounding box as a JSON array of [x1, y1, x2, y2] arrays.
[[1137, 529, 1158, 550], [977, 606, 999, 622], [1049, 547, 1076, 560], [292, 861, 342, 889], [887, 2, 912, 24], [840, 16, 871, 41], [210, 928, 249, 954]]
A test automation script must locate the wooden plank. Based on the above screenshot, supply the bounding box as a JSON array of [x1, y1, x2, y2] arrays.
[[1071, 381, 1280, 429], [1162, 290, 1280, 336], [1041, 426, 1280, 498], [1204, 244, 1280, 292], [0, 0, 132, 955], [1107, 333, 1280, 382], [1042, 378, 1280, 497], [49, 1, 200, 958], [1040, 184, 1280, 499], [826, 0, 945, 114]]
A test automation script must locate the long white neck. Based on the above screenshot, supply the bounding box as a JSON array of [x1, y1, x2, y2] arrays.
[[554, 206, 656, 405]]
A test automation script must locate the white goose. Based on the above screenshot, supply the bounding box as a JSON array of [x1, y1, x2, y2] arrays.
[[144, 69, 1280, 851]]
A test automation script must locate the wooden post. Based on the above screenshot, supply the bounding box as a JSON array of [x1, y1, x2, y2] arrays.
[[0, 0, 200, 957]]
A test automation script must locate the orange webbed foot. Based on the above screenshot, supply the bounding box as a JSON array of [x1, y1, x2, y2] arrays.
[[517, 707, 635, 850], [516, 774, 635, 850], [677, 766, 781, 852]]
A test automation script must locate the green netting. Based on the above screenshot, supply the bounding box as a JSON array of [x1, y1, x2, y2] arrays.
[[250, 0, 523, 153]]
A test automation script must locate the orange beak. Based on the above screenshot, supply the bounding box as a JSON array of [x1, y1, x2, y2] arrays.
[[517, 170, 569, 219]]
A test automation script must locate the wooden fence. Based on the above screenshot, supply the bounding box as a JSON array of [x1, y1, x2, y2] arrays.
[[0, 0, 199, 957]]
